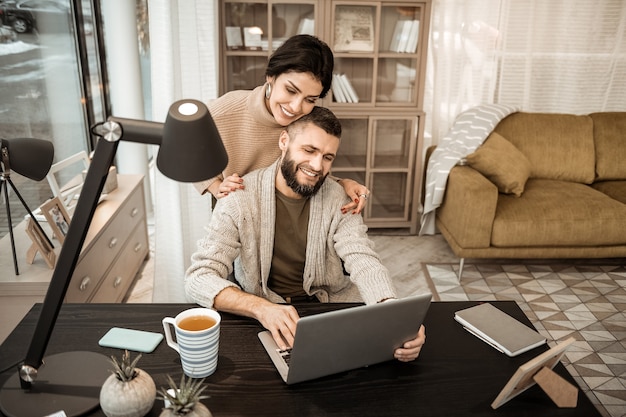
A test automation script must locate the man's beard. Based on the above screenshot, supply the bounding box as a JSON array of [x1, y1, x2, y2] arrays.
[[280, 152, 328, 198]]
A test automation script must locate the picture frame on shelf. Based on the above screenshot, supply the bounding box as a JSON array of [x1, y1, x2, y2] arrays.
[[25, 217, 56, 269], [41, 196, 71, 244], [243, 26, 263, 50], [46, 150, 90, 213], [333, 5, 375, 52], [225, 26, 243, 50]]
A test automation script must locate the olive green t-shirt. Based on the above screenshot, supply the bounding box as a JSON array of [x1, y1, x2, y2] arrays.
[[268, 189, 310, 298]]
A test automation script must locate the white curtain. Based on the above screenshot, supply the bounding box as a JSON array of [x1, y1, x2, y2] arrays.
[[148, 0, 219, 302], [424, 0, 626, 148]]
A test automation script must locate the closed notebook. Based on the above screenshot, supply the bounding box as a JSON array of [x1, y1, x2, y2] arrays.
[[454, 303, 546, 357]]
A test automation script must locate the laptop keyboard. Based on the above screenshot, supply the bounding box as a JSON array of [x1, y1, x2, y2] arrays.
[[278, 348, 292, 366]]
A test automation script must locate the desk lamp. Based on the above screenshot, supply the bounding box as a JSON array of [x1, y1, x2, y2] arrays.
[[0, 99, 228, 417], [0, 138, 55, 275]]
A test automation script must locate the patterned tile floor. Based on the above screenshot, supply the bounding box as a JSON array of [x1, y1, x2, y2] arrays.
[[424, 263, 626, 417]]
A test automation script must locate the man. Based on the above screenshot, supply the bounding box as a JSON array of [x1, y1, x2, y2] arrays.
[[185, 106, 426, 361]]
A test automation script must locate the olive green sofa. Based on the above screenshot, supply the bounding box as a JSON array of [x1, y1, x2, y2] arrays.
[[433, 111, 626, 276]]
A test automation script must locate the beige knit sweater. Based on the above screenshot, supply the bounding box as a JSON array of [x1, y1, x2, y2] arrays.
[[194, 86, 284, 194], [185, 160, 397, 308]]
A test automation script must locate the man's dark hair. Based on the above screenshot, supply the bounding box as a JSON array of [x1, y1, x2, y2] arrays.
[[287, 106, 342, 140], [265, 34, 334, 98]]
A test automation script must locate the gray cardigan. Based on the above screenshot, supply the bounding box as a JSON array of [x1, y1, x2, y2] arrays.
[[184, 159, 397, 307]]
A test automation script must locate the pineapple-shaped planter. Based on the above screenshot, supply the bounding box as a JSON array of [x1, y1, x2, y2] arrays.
[[100, 350, 157, 417], [158, 374, 212, 417]]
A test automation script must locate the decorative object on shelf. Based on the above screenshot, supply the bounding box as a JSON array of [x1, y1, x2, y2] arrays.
[[333, 5, 375, 52], [0, 99, 228, 417], [40, 196, 71, 243], [100, 350, 156, 417], [0, 137, 55, 275], [158, 374, 212, 417], [225, 26, 243, 49], [297, 17, 315, 35], [46, 150, 90, 213], [24, 217, 55, 269], [243, 26, 262, 50]]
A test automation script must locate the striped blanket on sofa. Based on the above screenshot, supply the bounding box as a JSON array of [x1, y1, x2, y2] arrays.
[[420, 104, 519, 235]]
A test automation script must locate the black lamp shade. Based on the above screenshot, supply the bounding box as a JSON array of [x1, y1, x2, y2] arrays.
[[157, 99, 228, 183], [1, 138, 54, 181]]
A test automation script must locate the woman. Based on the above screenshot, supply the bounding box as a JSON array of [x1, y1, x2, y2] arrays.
[[194, 34, 369, 214]]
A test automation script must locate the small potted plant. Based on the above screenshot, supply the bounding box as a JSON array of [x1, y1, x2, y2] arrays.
[[99, 350, 157, 417], [158, 374, 212, 417]]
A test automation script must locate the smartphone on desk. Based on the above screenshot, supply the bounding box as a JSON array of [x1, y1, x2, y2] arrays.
[[98, 327, 164, 353]]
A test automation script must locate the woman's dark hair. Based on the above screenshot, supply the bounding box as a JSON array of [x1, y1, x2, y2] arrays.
[[265, 34, 334, 98]]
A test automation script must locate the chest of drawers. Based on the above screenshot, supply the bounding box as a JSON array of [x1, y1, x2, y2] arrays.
[[0, 174, 149, 303]]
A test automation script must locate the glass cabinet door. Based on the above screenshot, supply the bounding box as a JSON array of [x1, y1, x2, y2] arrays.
[[380, 5, 422, 54], [329, 4, 376, 105], [221, 1, 317, 93], [367, 116, 417, 221], [378, 5, 423, 106], [331, 117, 368, 186], [332, 115, 418, 222], [369, 172, 410, 219], [371, 118, 413, 168], [333, 57, 373, 103]]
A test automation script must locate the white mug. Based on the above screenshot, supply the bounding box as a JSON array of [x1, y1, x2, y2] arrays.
[[162, 307, 221, 378]]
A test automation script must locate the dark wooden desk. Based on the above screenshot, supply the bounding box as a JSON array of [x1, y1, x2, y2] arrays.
[[0, 302, 601, 417]]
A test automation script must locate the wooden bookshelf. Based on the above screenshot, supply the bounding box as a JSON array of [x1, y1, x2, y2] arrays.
[[218, 0, 431, 233]]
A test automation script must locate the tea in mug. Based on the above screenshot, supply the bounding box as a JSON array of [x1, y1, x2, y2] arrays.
[[178, 315, 216, 331]]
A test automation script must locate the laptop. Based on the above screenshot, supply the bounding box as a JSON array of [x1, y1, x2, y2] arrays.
[[258, 293, 432, 384]]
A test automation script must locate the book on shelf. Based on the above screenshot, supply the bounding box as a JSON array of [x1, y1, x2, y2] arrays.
[[332, 73, 359, 103], [340, 74, 359, 103], [389, 20, 419, 53], [225, 26, 243, 50], [333, 6, 374, 52], [405, 20, 420, 53], [332, 73, 347, 103], [243, 27, 262, 50], [389, 21, 404, 52]]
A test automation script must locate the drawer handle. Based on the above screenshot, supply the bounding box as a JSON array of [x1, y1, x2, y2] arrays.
[[79, 277, 91, 291], [130, 207, 139, 217], [134, 243, 143, 252], [109, 237, 118, 248], [113, 276, 123, 288]]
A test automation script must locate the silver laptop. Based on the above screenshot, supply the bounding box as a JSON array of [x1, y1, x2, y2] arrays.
[[258, 293, 432, 384]]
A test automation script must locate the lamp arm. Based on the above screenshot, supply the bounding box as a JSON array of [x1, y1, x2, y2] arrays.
[[95, 116, 164, 146], [20, 138, 119, 388]]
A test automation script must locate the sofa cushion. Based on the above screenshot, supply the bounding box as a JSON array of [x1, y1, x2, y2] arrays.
[[592, 180, 626, 204], [590, 112, 626, 181], [491, 179, 626, 247], [494, 113, 595, 184], [466, 132, 531, 197]]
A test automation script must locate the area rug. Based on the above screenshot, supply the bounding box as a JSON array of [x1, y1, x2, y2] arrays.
[[424, 263, 626, 417]]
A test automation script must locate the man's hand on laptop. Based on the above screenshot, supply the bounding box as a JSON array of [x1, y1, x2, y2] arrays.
[[394, 325, 426, 362], [257, 303, 300, 350], [214, 287, 300, 350]]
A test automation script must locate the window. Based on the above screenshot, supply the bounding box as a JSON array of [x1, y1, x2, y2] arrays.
[[0, 0, 103, 238]]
